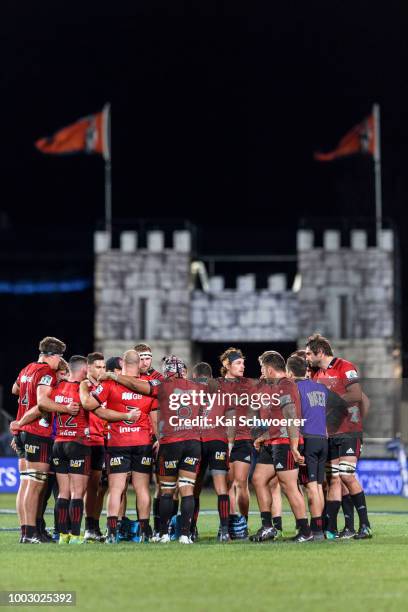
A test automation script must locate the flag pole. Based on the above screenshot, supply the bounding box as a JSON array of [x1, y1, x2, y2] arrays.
[[373, 103, 382, 246], [102, 103, 112, 245]]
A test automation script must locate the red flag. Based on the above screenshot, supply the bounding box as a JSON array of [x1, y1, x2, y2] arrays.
[[35, 105, 110, 160], [314, 113, 375, 162]]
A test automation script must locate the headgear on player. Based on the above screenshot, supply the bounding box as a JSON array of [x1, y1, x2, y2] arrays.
[[161, 355, 187, 378]]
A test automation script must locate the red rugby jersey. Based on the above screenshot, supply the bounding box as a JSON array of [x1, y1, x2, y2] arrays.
[[217, 377, 253, 441], [50, 380, 91, 445], [150, 378, 204, 444], [312, 358, 362, 436], [17, 362, 57, 438], [92, 379, 155, 447], [141, 369, 164, 411], [87, 381, 105, 446], [256, 377, 303, 446], [200, 390, 231, 443]]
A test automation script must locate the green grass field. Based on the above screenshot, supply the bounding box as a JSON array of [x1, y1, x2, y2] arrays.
[[1, 492, 407, 612]]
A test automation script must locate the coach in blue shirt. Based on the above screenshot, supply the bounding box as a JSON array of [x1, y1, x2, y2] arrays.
[[286, 355, 347, 539]]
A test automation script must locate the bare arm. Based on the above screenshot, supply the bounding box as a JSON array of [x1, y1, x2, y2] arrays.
[[342, 382, 363, 404], [149, 410, 158, 438], [98, 371, 151, 395], [282, 402, 304, 464], [37, 385, 79, 415], [79, 381, 100, 410], [225, 408, 236, 447], [15, 406, 42, 428], [360, 392, 370, 418], [253, 430, 270, 451], [79, 381, 140, 422], [94, 405, 140, 423], [12, 382, 20, 396]]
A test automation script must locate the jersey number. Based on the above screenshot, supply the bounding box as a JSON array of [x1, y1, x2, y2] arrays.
[[57, 414, 77, 428]]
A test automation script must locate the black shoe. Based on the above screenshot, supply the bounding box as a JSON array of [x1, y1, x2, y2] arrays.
[[94, 528, 106, 542], [38, 531, 54, 543], [311, 530, 325, 541], [338, 527, 356, 540], [354, 525, 372, 540], [250, 526, 277, 542], [292, 532, 314, 543]]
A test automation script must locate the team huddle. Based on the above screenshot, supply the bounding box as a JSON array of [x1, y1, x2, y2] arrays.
[[9, 333, 372, 545]]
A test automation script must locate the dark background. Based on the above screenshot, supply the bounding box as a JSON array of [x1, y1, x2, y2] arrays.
[[0, 0, 407, 413]]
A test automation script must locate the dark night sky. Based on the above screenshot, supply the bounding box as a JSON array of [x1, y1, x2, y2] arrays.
[[0, 0, 407, 409]]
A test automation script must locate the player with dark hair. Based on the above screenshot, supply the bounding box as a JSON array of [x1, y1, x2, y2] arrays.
[[10, 336, 80, 543], [105, 356, 123, 376], [83, 352, 107, 542], [192, 362, 232, 542], [50, 355, 91, 544], [305, 333, 372, 539], [286, 354, 347, 540], [134, 343, 164, 538], [251, 351, 313, 542]]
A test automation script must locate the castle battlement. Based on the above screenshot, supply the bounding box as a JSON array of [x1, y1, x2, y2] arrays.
[[93, 225, 400, 447]]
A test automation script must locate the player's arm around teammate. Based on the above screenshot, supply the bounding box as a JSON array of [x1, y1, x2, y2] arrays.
[[251, 352, 312, 542]]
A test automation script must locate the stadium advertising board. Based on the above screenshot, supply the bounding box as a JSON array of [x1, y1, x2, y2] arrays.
[[0, 457, 404, 495], [0, 458, 19, 493], [356, 459, 403, 495]]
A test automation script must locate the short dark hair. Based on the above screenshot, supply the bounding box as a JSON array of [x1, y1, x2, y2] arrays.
[[69, 355, 87, 371], [39, 336, 66, 355], [259, 351, 286, 372], [306, 333, 333, 356], [291, 349, 307, 359], [134, 343, 152, 353], [192, 362, 212, 379], [286, 355, 307, 378], [258, 350, 276, 365], [106, 356, 122, 372], [87, 352, 104, 365]]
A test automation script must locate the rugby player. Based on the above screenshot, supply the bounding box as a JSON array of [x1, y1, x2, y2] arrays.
[[83, 352, 107, 542], [305, 333, 372, 539], [50, 354, 141, 544], [219, 347, 251, 539], [50, 355, 91, 544], [134, 344, 164, 537], [251, 351, 313, 542], [99, 354, 203, 544], [81, 350, 156, 543], [10, 337, 80, 543], [105, 357, 132, 540], [192, 362, 231, 542], [12, 357, 71, 542]]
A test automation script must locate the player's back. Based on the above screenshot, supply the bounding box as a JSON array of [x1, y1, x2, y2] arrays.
[[296, 379, 328, 438], [52, 380, 90, 444], [17, 362, 55, 420]]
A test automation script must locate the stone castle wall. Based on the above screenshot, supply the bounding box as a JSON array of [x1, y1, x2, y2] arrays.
[[94, 227, 400, 446]]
